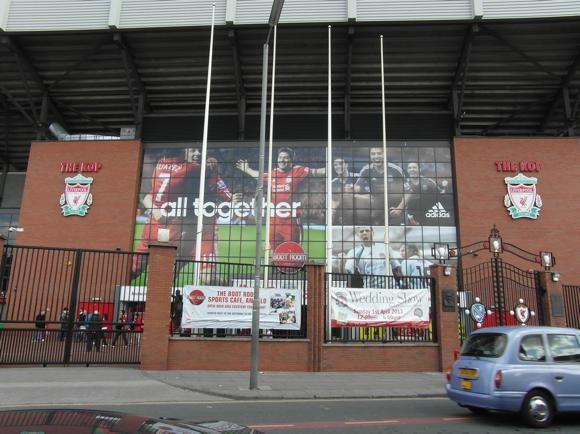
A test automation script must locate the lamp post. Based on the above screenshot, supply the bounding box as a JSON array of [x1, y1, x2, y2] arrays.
[[431, 243, 450, 264], [488, 225, 502, 255], [250, 0, 285, 391]]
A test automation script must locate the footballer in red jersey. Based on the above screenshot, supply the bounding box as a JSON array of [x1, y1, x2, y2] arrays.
[[134, 148, 239, 278], [236, 147, 325, 250]]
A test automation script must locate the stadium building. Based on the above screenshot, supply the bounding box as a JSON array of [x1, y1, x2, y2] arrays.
[[0, 0, 579, 370]]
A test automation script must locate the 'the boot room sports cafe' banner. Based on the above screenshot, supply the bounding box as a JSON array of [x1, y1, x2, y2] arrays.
[[133, 142, 456, 282]]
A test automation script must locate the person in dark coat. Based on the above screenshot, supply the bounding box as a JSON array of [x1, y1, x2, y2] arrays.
[[59, 307, 70, 341], [34, 310, 46, 342], [112, 309, 129, 347], [86, 310, 102, 352]]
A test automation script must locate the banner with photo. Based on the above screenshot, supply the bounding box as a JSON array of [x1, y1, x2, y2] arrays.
[[329, 286, 431, 328], [181, 285, 302, 330], [132, 142, 456, 284]]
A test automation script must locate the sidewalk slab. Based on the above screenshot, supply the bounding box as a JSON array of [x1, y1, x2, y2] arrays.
[[0, 368, 448, 408]]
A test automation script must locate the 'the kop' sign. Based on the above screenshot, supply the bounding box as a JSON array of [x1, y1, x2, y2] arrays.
[[272, 242, 307, 273]]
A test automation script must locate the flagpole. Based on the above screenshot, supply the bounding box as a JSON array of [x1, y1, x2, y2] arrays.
[[380, 35, 391, 278], [264, 25, 278, 286], [326, 25, 333, 274], [194, 2, 216, 282], [325, 25, 333, 341]]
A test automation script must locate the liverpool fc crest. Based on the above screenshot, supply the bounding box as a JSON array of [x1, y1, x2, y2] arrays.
[[503, 173, 542, 219], [59, 174, 93, 217]]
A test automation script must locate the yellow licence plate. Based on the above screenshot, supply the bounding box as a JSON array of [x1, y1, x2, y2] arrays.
[[458, 368, 478, 379], [461, 379, 473, 391]]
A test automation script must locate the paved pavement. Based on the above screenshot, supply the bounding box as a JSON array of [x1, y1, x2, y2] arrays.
[[0, 367, 447, 407]]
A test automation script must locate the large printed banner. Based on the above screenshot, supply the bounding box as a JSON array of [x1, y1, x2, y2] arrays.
[[330, 286, 431, 328], [181, 285, 302, 330], [131, 142, 457, 285]]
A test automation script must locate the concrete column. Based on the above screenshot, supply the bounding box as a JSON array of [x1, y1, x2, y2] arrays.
[[306, 264, 325, 372], [538, 271, 567, 327], [430, 264, 460, 371], [140, 241, 176, 370]]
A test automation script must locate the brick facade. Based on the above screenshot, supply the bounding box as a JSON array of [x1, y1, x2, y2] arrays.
[[17, 140, 142, 251], [454, 137, 580, 284]]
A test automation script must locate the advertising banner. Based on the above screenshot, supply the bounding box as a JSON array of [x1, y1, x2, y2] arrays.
[[132, 142, 457, 285], [330, 286, 431, 328], [181, 285, 302, 330]]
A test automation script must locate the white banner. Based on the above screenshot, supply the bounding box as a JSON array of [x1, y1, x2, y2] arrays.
[[330, 286, 431, 328], [118, 285, 147, 302], [181, 285, 302, 330]]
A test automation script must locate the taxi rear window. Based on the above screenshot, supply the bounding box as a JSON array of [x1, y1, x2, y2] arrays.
[[461, 333, 507, 358]]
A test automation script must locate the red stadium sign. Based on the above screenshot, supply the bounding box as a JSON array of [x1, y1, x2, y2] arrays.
[[272, 242, 307, 273]]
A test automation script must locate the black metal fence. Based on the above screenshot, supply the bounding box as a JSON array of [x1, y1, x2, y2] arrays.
[[563, 285, 580, 329], [326, 272, 437, 343], [170, 259, 307, 339], [458, 259, 543, 342], [0, 245, 148, 365]]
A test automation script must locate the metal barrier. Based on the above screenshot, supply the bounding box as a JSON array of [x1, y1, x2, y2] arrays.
[[326, 272, 437, 343], [0, 245, 148, 365], [170, 259, 307, 339], [563, 285, 580, 329], [458, 259, 543, 342]]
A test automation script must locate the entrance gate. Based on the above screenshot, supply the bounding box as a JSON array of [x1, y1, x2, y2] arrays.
[[0, 245, 148, 366], [456, 227, 546, 341]]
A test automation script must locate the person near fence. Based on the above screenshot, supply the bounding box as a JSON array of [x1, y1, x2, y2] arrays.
[[86, 309, 102, 352], [171, 290, 183, 333], [112, 309, 129, 347], [76, 309, 87, 342], [100, 313, 111, 347], [0, 290, 6, 321], [132, 313, 143, 344], [34, 309, 47, 342], [59, 307, 70, 342]]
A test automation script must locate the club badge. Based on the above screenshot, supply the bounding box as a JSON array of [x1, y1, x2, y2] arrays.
[[469, 301, 486, 325], [504, 173, 542, 219], [510, 299, 535, 326], [59, 174, 93, 217]]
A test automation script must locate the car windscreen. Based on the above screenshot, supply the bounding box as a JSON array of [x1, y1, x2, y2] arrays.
[[461, 333, 507, 358]]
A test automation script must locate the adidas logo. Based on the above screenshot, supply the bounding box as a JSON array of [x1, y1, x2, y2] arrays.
[[425, 202, 450, 218]]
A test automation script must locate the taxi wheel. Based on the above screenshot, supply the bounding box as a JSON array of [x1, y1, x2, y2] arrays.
[[520, 390, 554, 428]]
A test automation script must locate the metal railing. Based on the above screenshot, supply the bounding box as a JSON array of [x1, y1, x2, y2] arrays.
[[170, 259, 307, 339], [0, 245, 148, 365], [326, 272, 437, 343], [563, 285, 580, 329]]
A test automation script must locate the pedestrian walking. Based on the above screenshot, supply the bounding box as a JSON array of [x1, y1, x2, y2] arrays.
[[76, 309, 87, 342], [0, 290, 6, 321], [34, 310, 46, 342], [59, 307, 70, 341], [132, 313, 143, 344], [86, 310, 102, 352], [100, 313, 111, 347], [111, 309, 129, 347]]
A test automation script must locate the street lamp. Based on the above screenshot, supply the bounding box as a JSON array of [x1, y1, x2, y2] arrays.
[[540, 251, 554, 270], [250, 0, 285, 391], [488, 225, 502, 255], [431, 243, 450, 264]]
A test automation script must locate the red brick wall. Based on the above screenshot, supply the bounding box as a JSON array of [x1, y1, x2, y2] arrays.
[[321, 345, 439, 372], [168, 340, 311, 371], [18, 140, 142, 251], [165, 340, 439, 372], [454, 137, 580, 284]]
